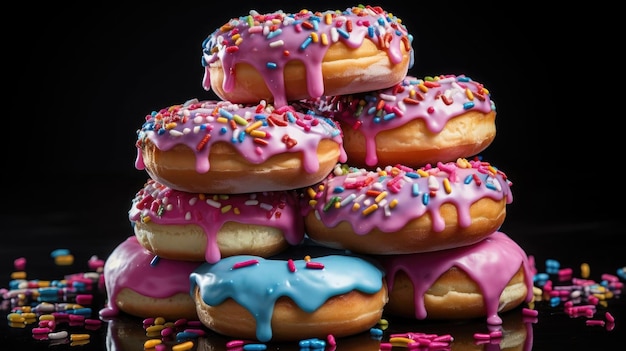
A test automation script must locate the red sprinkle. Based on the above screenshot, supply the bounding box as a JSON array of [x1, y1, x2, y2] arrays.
[[305, 262, 324, 269], [232, 259, 259, 269]]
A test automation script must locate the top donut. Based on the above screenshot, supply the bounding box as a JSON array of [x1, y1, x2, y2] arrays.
[[201, 5, 414, 107]]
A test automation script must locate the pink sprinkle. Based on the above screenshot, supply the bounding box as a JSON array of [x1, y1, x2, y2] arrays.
[[605, 312, 615, 323], [174, 318, 188, 327], [14, 257, 26, 271], [601, 273, 619, 282], [76, 294, 93, 305], [473, 333, 491, 340], [187, 320, 203, 327], [226, 340, 246, 347], [84, 319, 101, 326], [586, 319, 605, 327], [326, 334, 336, 346], [305, 261, 324, 269], [433, 334, 453, 342], [143, 317, 155, 325], [232, 259, 259, 269], [161, 327, 174, 337], [32, 327, 50, 334], [379, 343, 392, 350], [489, 330, 503, 338], [428, 341, 451, 349], [287, 259, 296, 272], [184, 328, 206, 336], [155, 344, 167, 351], [522, 308, 539, 317]]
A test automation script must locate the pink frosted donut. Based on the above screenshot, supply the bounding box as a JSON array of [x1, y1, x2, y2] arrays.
[[375, 231, 535, 325], [99, 236, 200, 320], [302, 158, 513, 254], [309, 74, 496, 168], [201, 5, 414, 107], [129, 179, 305, 263], [135, 98, 346, 194]]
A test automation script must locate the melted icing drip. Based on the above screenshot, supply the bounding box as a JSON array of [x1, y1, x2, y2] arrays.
[[98, 236, 200, 318], [378, 231, 534, 325], [128, 179, 305, 263], [190, 254, 385, 342], [304, 159, 513, 234], [313, 74, 496, 166], [135, 99, 346, 175], [201, 6, 414, 107]]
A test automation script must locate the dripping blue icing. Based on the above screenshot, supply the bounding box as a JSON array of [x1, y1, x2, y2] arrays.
[[190, 254, 385, 342]]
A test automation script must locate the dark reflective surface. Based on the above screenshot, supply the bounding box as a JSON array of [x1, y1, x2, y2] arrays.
[[1, 176, 623, 350]]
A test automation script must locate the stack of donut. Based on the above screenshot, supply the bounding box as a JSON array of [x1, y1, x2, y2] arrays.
[[100, 3, 536, 346]]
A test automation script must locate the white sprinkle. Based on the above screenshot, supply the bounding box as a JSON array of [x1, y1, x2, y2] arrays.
[[48, 331, 68, 340], [269, 40, 285, 47], [206, 199, 221, 208]]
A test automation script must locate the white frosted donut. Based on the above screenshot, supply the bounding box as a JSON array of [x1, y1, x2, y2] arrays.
[[303, 158, 513, 255], [201, 5, 414, 107], [129, 179, 305, 263], [135, 99, 346, 194]]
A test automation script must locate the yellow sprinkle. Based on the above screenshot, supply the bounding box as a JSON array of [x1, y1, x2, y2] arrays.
[[146, 331, 162, 338], [142, 216, 152, 223], [310, 32, 319, 43], [39, 314, 55, 321], [216, 117, 228, 124], [249, 130, 266, 138], [308, 199, 318, 207], [20, 312, 36, 319], [235, 37, 243, 46], [245, 120, 264, 133], [70, 334, 90, 341], [325, 13, 332, 24], [55, 255, 74, 266], [221, 205, 232, 213], [165, 122, 177, 130], [417, 169, 429, 177], [488, 165, 497, 175], [145, 325, 166, 333], [172, 341, 194, 351], [443, 178, 452, 194], [7, 313, 25, 323], [11, 271, 26, 279], [418, 83, 428, 93], [362, 204, 378, 216], [154, 317, 166, 325], [307, 187, 317, 199], [321, 33, 328, 45], [389, 199, 398, 209], [144, 339, 162, 349], [71, 339, 90, 347], [374, 191, 387, 203], [465, 87, 474, 100], [351, 203, 361, 211], [304, 255, 311, 262], [581, 263, 590, 278], [233, 207, 241, 215], [231, 33, 241, 41], [390, 336, 414, 346]]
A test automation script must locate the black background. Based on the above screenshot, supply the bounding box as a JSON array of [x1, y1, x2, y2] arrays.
[[2, 2, 624, 350], [9, 1, 617, 228]]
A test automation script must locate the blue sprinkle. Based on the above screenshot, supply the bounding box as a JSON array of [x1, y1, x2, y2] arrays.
[[157, 128, 167, 135], [457, 76, 471, 82], [617, 267, 626, 280], [238, 131, 246, 143], [367, 106, 377, 115], [300, 36, 313, 50], [405, 172, 419, 178], [367, 26, 374, 38], [219, 108, 233, 119], [176, 331, 199, 341], [383, 113, 395, 121], [412, 183, 420, 196], [373, 116, 381, 123], [266, 28, 282, 39], [243, 344, 267, 351], [333, 186, 345, 193], [50, 249, 70, 258], [266, 62, 278, 69], [150, 256, 160, 267], [219, 127, 227, 134], [336, 28, 350, 38], [286, 111, 296, 123], [463, 102, 475, 110], [370, 327, 383, 336], [485, 182, 497, 191], [422, 192, 429, 205], [550, 296, 561, 307], [464, 174, 473, 184]]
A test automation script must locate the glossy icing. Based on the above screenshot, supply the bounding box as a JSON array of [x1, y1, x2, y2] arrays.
[[99, 236, 200, 318], [201, 5, 414, 107], [190, 250, 385, 342], [377, 231, 534, 325], [128, 179, 305, 263], [135, 98, 346, 177], [311, 74, 496, 166], [304, 158, 512, 234]]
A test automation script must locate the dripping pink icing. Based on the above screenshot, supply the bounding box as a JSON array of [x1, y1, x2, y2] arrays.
[[311, 74, 496, 166], [128, 179, 305, 263], [201, 5, 414, 107], [98, 236, 201, 318], [377, 231, 534, 325], [135, 99, 346, 180], [304, 158, 512, 234]]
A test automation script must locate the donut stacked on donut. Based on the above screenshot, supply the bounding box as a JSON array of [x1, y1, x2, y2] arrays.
[[307, 74, 497, 168], [201, 5, 414, 108]]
